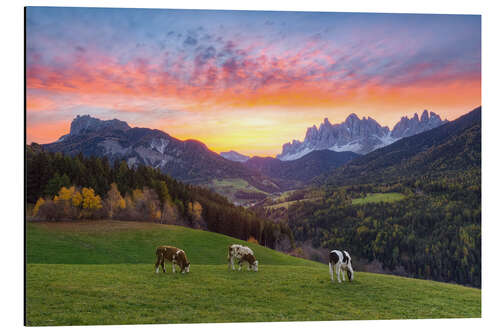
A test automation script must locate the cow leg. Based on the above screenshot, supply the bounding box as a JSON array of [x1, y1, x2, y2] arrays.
[[238, 260, 242, 271], [155, 255, 161, 274], [172, 262, 176, 273], [329, 262, 334, 281], [160, 257, 166, 273], [336, 264, 342, 283], [230, 257, 235, 270], [341, 269, 346, 281]]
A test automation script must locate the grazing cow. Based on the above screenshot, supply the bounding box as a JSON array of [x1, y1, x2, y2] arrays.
[[227, 244, 259, 272], [329, 250, 354, 283], [155, 245, 190, 274]]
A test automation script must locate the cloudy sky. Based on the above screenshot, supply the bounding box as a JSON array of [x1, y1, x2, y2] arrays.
[[26, 7, 481, 156]]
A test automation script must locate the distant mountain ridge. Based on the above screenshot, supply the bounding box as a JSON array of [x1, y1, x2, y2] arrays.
[[220, 150, 250, 162], [43, 115, 360, 196], [277, 110, 447, 160], [244, 150, 360, 185]]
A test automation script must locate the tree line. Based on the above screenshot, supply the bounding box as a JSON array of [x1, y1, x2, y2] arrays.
[[26, 144, 293, 249]]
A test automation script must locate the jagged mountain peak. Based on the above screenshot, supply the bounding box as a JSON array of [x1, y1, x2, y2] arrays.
[[421, 109, 429, 122], [69, 115, 131, 137], [346, 113, 360, 122], [391, 110, 447, 139], [277, 109, 447, 160]]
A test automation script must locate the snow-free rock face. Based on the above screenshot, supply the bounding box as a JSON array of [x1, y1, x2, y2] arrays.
[[220, 150, 250, 162], [68, 115, 130, 137], [277, 110, 447, 160]]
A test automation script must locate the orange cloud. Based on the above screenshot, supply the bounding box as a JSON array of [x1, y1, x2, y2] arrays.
[[26, 48, 481, 155], [26, 95, 56, 111]]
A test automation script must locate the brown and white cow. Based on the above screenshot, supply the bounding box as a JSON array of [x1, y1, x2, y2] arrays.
[[329, 250, 354, 283], [227, 244, 259, 272], [155, 245, 190, 274]]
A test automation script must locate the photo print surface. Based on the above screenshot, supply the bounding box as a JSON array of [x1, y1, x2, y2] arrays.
[[25, 6, 481, 326]]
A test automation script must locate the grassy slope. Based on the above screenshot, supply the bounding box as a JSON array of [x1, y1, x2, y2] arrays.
[[265, 198, 317, 209], [351, 192, 406, 205], [26, 221, 480, 326], [206, 178, 268, 204]]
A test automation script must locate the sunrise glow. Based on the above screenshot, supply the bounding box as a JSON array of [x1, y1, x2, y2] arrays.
[[26, 8, 481, 156]]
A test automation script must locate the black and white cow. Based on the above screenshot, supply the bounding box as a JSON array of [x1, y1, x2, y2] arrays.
[[329, 250, 354, 283], [227, 244, 259, 272]]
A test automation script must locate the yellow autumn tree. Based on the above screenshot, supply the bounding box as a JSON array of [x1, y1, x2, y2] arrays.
[[33, 197, 45, 216], [188, 201, 203, 220], [247, 236, 259, 245], [72, 190, 83, 207], [53, 186, 83, 207], [153, 205, 162, 220], [106, 183, 126, 218], [187, 201, 204, 228], [82, 187, 103, 210], [141, 187, 161, 221], [54, 186, 74, 202], [53, 186, 83, 218]]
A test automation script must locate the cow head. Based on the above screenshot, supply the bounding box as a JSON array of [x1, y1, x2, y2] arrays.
[[346, 261, 354, 281], [346, 268, 353, 281], [184, 262, 190, 273], [252, 260, 259, 272]]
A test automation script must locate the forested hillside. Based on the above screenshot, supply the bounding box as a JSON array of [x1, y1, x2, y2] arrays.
[[26, 144, 292, 249], [254, 107, 481, 287], [285, 169, 481, 287]]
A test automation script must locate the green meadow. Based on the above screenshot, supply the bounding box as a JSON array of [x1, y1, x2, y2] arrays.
[[26, 221, 480, 326], [206, 178, 267, 204], [351, 192, 406, 205]]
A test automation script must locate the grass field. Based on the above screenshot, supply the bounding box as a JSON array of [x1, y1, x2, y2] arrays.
[[351, 192, 406, 205], [26, 221, 480, 326], [206, 178, 268, 205], [265, 198, 317, 209]]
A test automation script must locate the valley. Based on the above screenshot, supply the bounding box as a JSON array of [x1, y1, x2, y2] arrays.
[[29, 106, 482, 287]]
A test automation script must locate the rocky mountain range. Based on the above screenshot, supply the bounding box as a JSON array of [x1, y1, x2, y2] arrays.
[[43, 115, 280, 193], [41, 110, 451, 200], [42, 115, 364, 198], [277, 110, 446, 160], [320, 107, 480, 186]]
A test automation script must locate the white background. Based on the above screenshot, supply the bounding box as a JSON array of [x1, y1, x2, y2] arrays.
[[1, 1, 499, 332]]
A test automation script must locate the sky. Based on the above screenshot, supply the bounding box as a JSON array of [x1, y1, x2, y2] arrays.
[[26, 7, 481, 156]]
